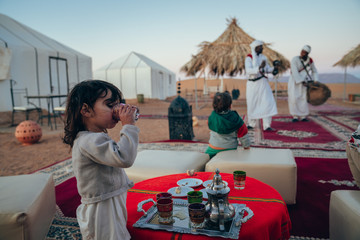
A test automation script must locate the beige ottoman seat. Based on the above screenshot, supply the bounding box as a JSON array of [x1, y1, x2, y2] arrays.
[[329, 144, 360, 240], [125, 150, 210, 183], [330, 190, 360, 240], [0, 173, 56, 240], [205, 148, 297, 204]]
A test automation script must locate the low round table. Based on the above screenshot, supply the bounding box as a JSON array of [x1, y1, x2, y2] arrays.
[[127, 172, 291, 240]]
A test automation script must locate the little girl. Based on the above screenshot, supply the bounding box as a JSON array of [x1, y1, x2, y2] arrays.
[[205, 92, 250, 158], [63, 80, 139, 240]]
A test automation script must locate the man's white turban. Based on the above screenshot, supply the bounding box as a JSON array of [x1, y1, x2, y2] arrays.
[[249, 40, 264, 67], [302, 45, 311, 53], [250, 40, 264, 50]]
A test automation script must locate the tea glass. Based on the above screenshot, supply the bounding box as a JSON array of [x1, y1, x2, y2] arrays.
[[187, 191, 203, 204], [188, 203, 206, 229], [233, 170, 246, 190], [156, 198, 173, 224], [112, 103, 140, 121], [156, 192, 172, 201]]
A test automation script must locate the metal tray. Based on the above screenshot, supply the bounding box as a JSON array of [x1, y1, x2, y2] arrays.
[[133, 198, 253, 239]]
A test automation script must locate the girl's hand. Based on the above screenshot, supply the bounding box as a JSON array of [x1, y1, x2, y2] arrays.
[[113, 104, 137, 125]]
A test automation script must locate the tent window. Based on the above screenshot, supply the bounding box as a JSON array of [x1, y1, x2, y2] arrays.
[[169, 75, 172, 84]]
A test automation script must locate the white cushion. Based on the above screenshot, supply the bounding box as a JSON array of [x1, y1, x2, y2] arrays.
[[125, 150, 210, 183], [0, 173, 56, 240], [54, 106, 66, 112], [205, 148, 297, 204], [13, 105, 38, 111], [330, 190, 360, 240]]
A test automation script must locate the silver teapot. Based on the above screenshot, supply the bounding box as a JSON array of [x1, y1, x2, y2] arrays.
[[205, 169, 235, 231]]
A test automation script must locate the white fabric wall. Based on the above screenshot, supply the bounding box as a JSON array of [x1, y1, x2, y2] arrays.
[[136, 67, 152, 98], [150, 70, 176, 100], [77, 57, 93, 87], [151, 70, 164, 100], [0, 47, 11, 80], [106, 68, 121, 90], [121, 68, 137, 99], [0, 14, 92, 112], [169, 73, 176, 96], [93, 52, 176, 100]]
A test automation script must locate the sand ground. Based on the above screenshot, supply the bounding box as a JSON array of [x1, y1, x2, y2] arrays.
[[0, 93, 359, 177]]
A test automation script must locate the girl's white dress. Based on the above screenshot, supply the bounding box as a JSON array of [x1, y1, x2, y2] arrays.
[[72, 125, 139, 240], [77, 193, 129, 239]]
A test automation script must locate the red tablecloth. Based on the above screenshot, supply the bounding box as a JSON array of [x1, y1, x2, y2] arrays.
[[127, 172, 291, 240]]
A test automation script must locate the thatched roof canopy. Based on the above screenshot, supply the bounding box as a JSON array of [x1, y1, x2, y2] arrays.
[[181, 18, 290, 77], [333, 44, 360, 68]]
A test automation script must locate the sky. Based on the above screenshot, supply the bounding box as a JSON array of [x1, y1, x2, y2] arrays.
[[1, 0, 360, 79]]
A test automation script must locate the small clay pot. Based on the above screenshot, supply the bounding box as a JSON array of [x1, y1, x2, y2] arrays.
[[15, 120, 42, 145]]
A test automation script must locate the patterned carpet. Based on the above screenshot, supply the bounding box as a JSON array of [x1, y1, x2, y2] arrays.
[[46, 206, 81, 240], [250, 112, 359, 150], [35, 141, 352, 240], [145, 111, 359, 151], [34, 111, 359, 239]]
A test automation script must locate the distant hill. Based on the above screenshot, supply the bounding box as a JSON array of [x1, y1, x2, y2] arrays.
[[277, 73, 360, 83]]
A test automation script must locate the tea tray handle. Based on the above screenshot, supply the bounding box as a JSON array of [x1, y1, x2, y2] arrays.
[[235, 207, 254, 227], [137, 198, 156, 216]]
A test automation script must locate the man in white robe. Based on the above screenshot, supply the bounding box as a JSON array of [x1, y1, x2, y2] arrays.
[[288, 45, 319, 122], [245, 40, 279, 131]]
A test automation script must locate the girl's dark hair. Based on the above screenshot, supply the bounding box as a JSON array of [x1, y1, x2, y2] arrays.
[[63, 80, 123, 147], [213, 92, 232, 113]]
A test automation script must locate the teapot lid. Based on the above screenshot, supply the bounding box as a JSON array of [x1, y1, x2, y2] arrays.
[[206, 168, 230, 195]]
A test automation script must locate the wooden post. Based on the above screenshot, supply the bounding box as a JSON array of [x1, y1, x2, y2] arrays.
[[343, 67, 347, 101]]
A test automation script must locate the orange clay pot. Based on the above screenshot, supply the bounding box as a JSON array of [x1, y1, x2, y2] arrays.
[[15, 120, 42, 145]]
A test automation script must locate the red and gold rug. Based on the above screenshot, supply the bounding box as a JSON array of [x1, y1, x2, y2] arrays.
[[36, 142, 356, 240], [250, 112, 359, 151]]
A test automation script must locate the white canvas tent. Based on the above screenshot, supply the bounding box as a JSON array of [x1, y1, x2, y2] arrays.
[[93, 52, 176, 100], [0, 14, 92, 112]]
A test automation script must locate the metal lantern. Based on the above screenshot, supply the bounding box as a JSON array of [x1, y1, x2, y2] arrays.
[[168, 95, 194, 140]]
